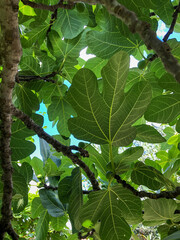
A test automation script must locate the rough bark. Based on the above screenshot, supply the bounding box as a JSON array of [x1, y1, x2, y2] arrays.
[[0, 0, 22, 239]]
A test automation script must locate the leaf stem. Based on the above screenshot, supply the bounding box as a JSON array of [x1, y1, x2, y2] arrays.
[[109, 143, 115, 172]]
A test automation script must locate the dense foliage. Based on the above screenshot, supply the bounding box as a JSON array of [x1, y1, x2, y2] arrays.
[[0, 0, 180, 239]]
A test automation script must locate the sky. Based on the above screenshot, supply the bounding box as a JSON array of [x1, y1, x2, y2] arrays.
[[31, 20, 180, 160]]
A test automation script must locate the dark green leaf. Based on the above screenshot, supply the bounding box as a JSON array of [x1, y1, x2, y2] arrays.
[[19, 162, 33, 184], [15, 84, 39, 115], [39, 189, 65, 217], [134, 124, 166, 143], [87, 31, 140, 59], [131, 162, 164, 190], [58, 176, 72, 204], [53, 8, 89, 39], [80, 185, 142, 240], [11, 138, 36, 161], [144, 94, 180, 123], [68, 168, 83, 231]]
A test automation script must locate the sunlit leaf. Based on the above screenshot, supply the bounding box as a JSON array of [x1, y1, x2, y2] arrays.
[[80, 185, 142, 240], [67, 51, 152, 146]]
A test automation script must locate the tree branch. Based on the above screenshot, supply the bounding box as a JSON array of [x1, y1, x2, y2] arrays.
[[11, 105, 100, 191], [0, 0, 22, 239], [46, 8, 58, 36], [163, 2, 180, 42], [15, 72, 57, 83], [21, 0, 180, 82], [114, 175, 180, 199], [21, 0, 75, 11], [68, 0, 180, 82], [102, 0, 180, 83]]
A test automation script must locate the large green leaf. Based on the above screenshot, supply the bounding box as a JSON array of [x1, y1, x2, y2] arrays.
[[117, 0, 169, 16], [144, 94, 180, 123], [96, 7, 130, 37], [36, 210, 49, 240], [20, 56, 41, 75], [21, 20, 50, 48], [58, 176, 72, 204], [15, 84, 39, 116], [68, 168, 83, 231], [86, 145, 143, 177], [134, 124, 166, 143], [80, 185, 142, 240], [67, 51, 152, 146], [31, 157, 45, 177], [87, 31, 140, 59], [39, 189, 65, 217], [164, 231, 180, 240], [158, 73, 180, 93], [50, 215, 68, 231], [143, 199, 178, 222], [40, 82, 68, 104], [48, 30, 86, 60], [12, 170, 28, 213], [11, 114, 43, 139], [131, 162, 170, 190], [48, 96, 76, 137], [11, 138, 36, 161], [11, 115, 42, 161], [154, 1, 174, 25], [53, 8, 89, 39], [31, 197, 45, 219], [114, 147, 144, 174], [85, 145, 110, 176], [19, 162, 33, 184]]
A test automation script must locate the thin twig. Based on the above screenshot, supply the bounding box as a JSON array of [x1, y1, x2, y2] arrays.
[[11, 106, 100, 191], [15, 72, 57, 83], [46, 8, 58, 36], [163, 2, 180, 42], [114, 175, 180, 199]]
